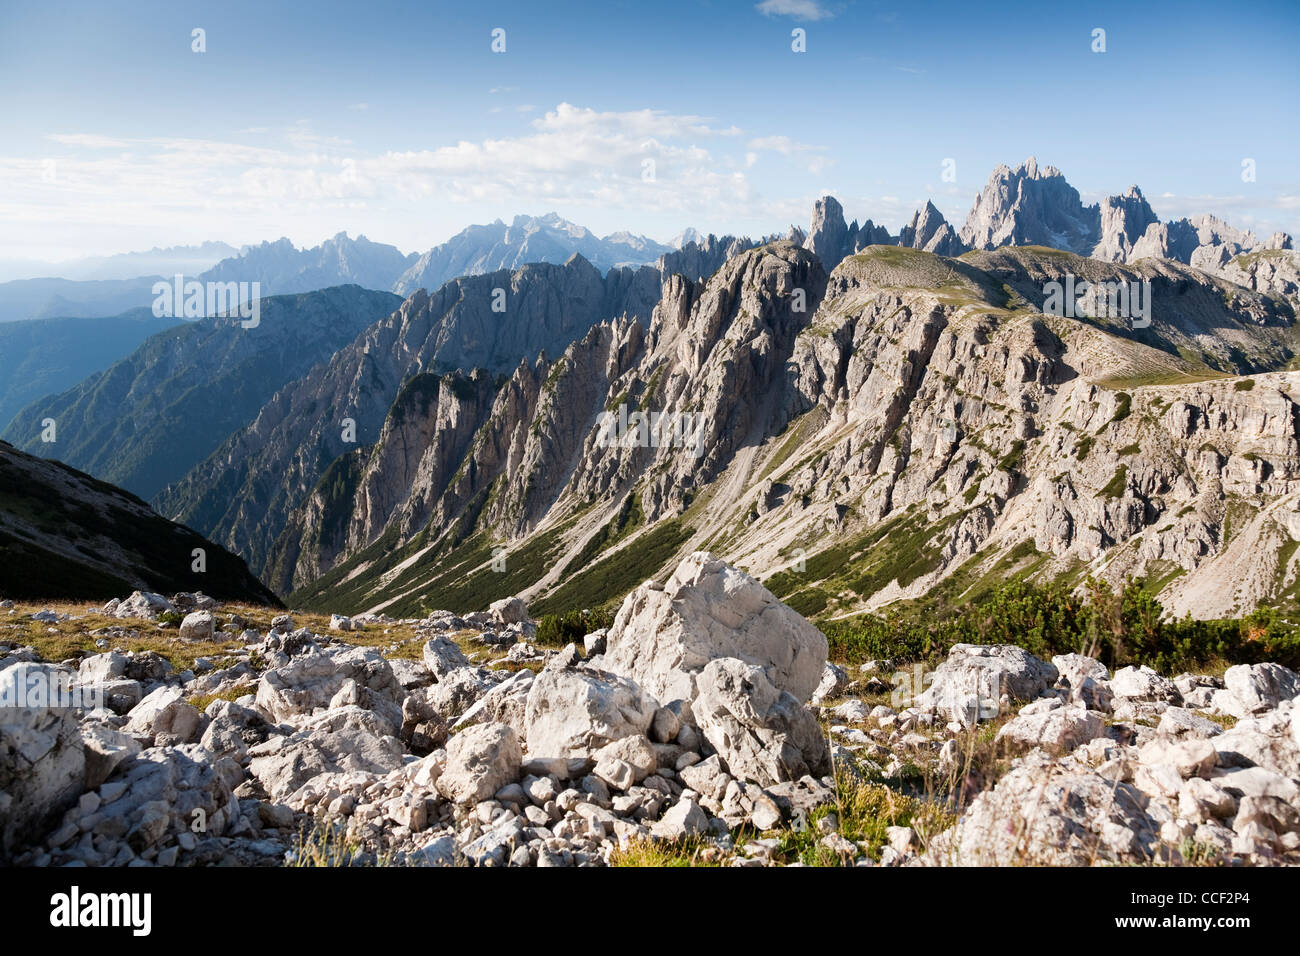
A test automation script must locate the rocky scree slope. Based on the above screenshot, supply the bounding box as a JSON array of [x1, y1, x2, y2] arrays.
[[3, 552, 1299, 868]]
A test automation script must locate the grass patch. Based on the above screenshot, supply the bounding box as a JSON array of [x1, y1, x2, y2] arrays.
[[531, 519, 693, 617], [608, 837, 724, 867], [1101, 465, 1129, 499]]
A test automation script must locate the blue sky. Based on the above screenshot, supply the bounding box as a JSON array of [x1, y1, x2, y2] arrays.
[[1, 0, 1297, 262]]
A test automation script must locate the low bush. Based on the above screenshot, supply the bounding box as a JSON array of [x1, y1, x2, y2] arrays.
[[819, 577, 1300, 673]]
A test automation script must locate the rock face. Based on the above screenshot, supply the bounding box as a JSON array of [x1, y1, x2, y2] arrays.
[[1220, 249, 1300, 304], [955, 157, 1289, 277], [898, 201, 967, 256], [0, 664, 85, 862], [959, 157, 1103, 255], [692, 657, 830, 788], [523, 666, 658, 760], [801, 195, 893, 271], [602, 552, 828, 705], [1092, 186, 1160, 262], [1131, 215, 1292, 278]]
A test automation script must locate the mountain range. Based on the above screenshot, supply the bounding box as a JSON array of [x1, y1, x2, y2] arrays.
[[1, 286, 402, 500], [0, 216, 679, 325], [6, 157, 1300, 624], [0, 241, 238, 284], [0, 309, 180, 431], [267, 241, 1299, 627]]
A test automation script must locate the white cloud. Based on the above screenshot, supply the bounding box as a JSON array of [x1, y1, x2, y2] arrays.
[[756, 0, 833, 20], [0, 105, 811, 258], [747, 134, 823, 155], [46, 133, 130, 148]]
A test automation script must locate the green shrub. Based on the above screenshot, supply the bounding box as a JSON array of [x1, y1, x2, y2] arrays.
[[818, 578, 1300, 674], [535, 607, 615, 647]]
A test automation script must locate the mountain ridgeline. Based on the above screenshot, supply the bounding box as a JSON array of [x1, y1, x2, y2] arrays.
[[0, 440, 278, 604], [2, 286, 403, 500], [14, 157, 1300, 618], [0, 309, 181, 431], [252, 237, 1298, 625]]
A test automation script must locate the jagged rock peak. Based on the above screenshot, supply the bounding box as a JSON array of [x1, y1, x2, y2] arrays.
[[899, 201, 968, 256], [959, 156, 1100, 254]]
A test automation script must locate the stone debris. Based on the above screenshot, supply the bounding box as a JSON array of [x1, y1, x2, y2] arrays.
[[3, 558, 1299, 869]]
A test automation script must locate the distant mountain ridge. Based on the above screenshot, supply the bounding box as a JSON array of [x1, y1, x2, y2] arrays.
[[201, 232, 417, 298], [2, 286, 402, 500], [0, 309, 181, 431], [391, 213, 674, 295], [0, 241, 237, 284]]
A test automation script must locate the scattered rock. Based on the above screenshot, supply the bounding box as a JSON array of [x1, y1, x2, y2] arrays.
[[995, 705, 1106, 755], [1111, 665, 1180, 703], [917, 644, 1058, 723], [178, 610, 215, 642]]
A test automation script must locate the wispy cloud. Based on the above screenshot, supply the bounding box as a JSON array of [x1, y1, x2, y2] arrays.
[[747, 134, 823, 154], [0, 104, 817, 257], [46, 133, 130, 149], [756, 0, 834, 20]]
